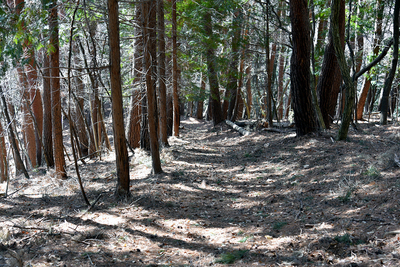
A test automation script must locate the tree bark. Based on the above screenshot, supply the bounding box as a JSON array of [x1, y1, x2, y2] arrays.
[[42, 51, 54, 167], [158, 0, 169, 146], [108, 0, 131, 197], [142, 0, 162, 174], [333, 0, 356, 140], [380, 0, 399, 125], [289, 0, 318, 136], [172, 0, 179, 136], [316, 0, 345, 128], [49, 0, 66, 179], [204, 12, 223, 125]]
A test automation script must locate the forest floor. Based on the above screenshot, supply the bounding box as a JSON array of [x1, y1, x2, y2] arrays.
[[1, 115, 400, 266]]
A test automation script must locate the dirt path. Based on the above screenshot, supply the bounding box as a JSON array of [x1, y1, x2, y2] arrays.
[[1, 117, 400, 266]]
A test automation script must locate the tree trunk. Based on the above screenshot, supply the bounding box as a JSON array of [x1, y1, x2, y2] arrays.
[[289, 0, 318, 136], [158, 0, 169, 146], [42, 50, 54, 167], [142, 0, 162, 174], [172, 0, 179, 136], [127, 4, 143, 149], [49, 0, 67, 179], [204, 12, 223, 125], [316, 0, 345, 128], [356, 0, 384, 120], [245, 65, 252, 118], [333, 0, 356, 140], [227, 10, 242, 121], [108, 0, 131, 198], [0, 120, 7, 182], [379, 0, 399, 125], [196, 79, 205, 119]]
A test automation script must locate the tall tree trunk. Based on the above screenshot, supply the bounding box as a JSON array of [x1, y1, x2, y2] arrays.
[[158, 0, 168, 146], [108, 0, 130, 198], [289, 0, 318, 136], [316, 0, 345, 128], [127, 4, 143, 149], [0, 120, 7, 182], [42, 51, 54, 167], [356, 0, 384, 120], [204, 12, 223, 125], [333, 0, 356, 140], [380, 0, 400, 125], [49, 0, 66, 179], [227, 10, 242, 121], [172, 0, 179, 136], [142, 0, 162, 174]]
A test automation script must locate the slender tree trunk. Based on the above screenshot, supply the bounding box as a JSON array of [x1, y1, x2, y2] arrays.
[[227, 10, 242, 121], [0, 86, 29, 178], [380, 0, 399, 125], [289, 0, 317, 136], [108, 0, 130, 197], [333, 0, 356, 140], [42, 51, 54, 167], [245, 65, 252, 118], [356, 0, 384, 120], [172, 0, 179, 136], [196, 79, 205, 119], [49, 0, 66, 179], [0, 120, 7, 182], [204, 12, 223, 125], [127, 4, 143, 149], [142, 0, 162, 174], [158, 0, 168, 146]]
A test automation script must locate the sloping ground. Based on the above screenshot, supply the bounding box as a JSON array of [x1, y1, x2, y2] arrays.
[[1, 116, 400, 266]]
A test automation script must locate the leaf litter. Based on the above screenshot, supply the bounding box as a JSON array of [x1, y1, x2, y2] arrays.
[[1, 115, 400, 266]]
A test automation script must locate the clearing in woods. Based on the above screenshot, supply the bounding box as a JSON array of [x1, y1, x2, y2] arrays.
[[1, 116, 400, 266]]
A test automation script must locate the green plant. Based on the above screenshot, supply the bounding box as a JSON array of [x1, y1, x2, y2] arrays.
[[273, 221, 287, 230], [334, 233, 351, 244], [338, 189, 352, 203], [364, 165, 380, 178], [215, 250, 248, 264]]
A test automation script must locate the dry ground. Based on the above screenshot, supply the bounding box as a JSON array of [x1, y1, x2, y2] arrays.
[[1, 116, 400, 266]]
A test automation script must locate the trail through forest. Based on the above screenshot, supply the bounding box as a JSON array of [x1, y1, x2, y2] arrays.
[[1, 116, 400, 266]]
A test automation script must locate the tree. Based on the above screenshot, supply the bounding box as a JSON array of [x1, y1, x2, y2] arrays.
[[108, 0, 130, 198], [158, 0, 169, 146], [49, 0, 66, 179], [332, 0, 356, 140], [142, 0, 162, 174], [316, 0, 345, 128], [379, 0, 400, 125], [42, 52, 54, 167], [289, 0, 318, 136], [204, 12, 223, 125], [172, 0, 180, 136]]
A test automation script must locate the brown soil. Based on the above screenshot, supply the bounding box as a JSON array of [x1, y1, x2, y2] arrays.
[[1, 116, 400, 266]]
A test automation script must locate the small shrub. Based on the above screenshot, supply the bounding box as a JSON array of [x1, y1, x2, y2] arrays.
[[273, 221, 287, 230], [338, 190, 352, 203], [215, 250, 248, 264], [364, 165, 380, 178]]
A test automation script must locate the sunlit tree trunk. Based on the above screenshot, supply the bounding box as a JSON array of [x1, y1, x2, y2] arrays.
[[127, 4, 143, 149], [357, 0, 384, 120], [0, 120, 7, 182], [49, 0, 67, 179], [108, 0, 130, 197]]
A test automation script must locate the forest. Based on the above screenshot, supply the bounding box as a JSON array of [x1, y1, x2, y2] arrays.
[[1, 0, 400, 266]]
